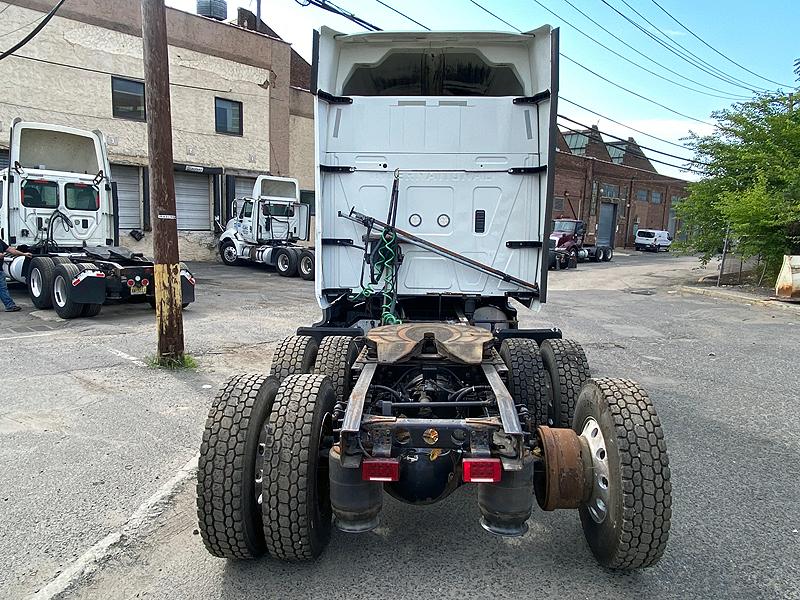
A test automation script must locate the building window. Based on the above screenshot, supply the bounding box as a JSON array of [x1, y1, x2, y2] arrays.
[[111, 77, 146, 121], [636, 189, 649, 203], [215, 98, 243, 136], [671, 194, 682, 204], [300, 190, 315, 216], [600, 183, 620, 199], [553, 197, 565, 212], [651, 191, 663, 204]]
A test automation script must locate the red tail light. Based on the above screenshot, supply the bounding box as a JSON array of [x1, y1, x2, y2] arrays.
[[463, 458, 502, 483], [362, 458, 399, 482], [127, 279, 135, 287], [141, 278, 150, 286]]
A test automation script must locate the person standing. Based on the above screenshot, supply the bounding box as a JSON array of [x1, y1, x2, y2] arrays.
[[0, 240, 32, 312]]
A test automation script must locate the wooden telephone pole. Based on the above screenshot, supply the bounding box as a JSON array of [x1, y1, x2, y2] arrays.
[[142, 0, 185, 361]]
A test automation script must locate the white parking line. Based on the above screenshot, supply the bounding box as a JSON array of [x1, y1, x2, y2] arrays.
[[107, 347, 147, 367], [29, 454, 199, 600], [0, 331, 59, 342]]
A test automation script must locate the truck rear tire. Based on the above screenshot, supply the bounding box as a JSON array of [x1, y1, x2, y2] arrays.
[[262, 374, 335, 560], [197, 374, 280, 559], [28, 257, 56, 309], [51, 263, 84, 319], [591, 248, 601, 262], [275, 248, 298, 277], [298, 249, 315, 281], [540, 339, 590, 428], [499, 338, 548, 429], [269, 335, 318, 382], [574, 378, 671, 570], [313, 335, 359, 401], [602, 248, 613, 262], [219, 241, 241, 266]]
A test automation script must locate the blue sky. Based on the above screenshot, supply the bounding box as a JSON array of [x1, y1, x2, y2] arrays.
[[167, 0, 798, 179]]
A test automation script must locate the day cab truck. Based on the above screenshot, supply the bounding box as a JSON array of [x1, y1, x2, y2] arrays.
[[1, 119, 195, 319], [549, 217, 614, 268], [217, 175, 315, 280]]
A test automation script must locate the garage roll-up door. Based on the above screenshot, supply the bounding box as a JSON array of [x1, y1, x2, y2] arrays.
[[0, 150, 8, 169], [235, 176, 257, 199], [174, 171, 211, 230], [112, 165, 141, 230]]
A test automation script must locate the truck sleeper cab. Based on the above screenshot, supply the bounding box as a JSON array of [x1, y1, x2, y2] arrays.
[[196, 26, 672, 573]]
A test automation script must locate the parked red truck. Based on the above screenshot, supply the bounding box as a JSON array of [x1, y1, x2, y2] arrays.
[[548, 218, 614, 269]]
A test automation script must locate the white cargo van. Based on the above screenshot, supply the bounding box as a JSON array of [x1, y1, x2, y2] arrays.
[[635, 229, 672, 252]]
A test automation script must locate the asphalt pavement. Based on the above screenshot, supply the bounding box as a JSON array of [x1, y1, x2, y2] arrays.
[[1, 252, 798, 599]]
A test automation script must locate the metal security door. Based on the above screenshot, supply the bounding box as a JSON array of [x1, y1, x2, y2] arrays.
[[597, 202, 617, 247]]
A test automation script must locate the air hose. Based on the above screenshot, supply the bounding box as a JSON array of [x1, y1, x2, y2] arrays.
[[348, 171, 402, 325]]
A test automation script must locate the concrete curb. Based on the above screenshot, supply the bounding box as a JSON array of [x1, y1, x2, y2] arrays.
[[678, 285, 800, 313]]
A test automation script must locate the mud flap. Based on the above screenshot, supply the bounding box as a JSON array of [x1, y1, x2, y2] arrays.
[[181, 272, 196, 305], [70, 277, 106, 304]]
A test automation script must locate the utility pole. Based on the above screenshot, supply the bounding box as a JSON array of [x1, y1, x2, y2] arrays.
[[256, 0, 261, 23], [142, 0, 185, 362]]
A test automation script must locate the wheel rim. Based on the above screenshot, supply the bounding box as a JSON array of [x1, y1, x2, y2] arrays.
[[223, 245, 237, 263], [580, 416, 611, 524], [31, 268, 42, 297], [278, 253, 289, 271], [300, 256, 312, 276], [53, 275, 67, 308]]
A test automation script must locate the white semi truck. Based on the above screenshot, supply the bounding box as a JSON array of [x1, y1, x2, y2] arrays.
[[217, 175, 315, 280], [197, 26, 672, 571], [1, 119, 195, 318]]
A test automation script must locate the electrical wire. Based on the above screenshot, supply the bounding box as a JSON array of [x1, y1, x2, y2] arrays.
[[524, 0, 747, 101], [648, 0, 792, 88], [599, 0, 764, 93], [560, 97, 699, 150], [294, 0, 381, 31], [561, 54, 712, 126], [0, 2, 12, 19], [373, 0, 429, 30], [553, 0, 750, 99], [8, 53, 271, 98], [0, 13, 44, 38], [615, 0, 768, 92], [0, 0, 64, 60], [468, 0, 521, 33], [557, 114, 700, 165]]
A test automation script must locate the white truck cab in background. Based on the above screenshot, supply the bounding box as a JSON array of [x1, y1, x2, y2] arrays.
[[217, 175, 315, 280]]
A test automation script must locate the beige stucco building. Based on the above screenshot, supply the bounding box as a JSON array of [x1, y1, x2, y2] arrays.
[[0, 0, 315, 259]]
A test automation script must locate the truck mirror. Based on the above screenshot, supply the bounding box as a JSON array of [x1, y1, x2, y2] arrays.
[[262, 203, 270, 217], [232, 199, 239, 218]]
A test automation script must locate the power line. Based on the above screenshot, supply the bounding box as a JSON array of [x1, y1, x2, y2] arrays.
[[615, 0, 768, 92], [0, 12, 45, 39], [0, 3, 12, 18], [649, 0, 792, 88], [294, 0, 381, 31], [373, 0, 429, 30], [523, 0, 746, 100], [467, 0, 715, 125], [561, 54, 712, 126], [553, 0, 749, 99], [0, 0, 64, 61], [9, 53, 272, 98], [557, 114, 700, 165], [468, 0, 522, 33], [560, 97, 694, 150], [599, 0, 764, 93]]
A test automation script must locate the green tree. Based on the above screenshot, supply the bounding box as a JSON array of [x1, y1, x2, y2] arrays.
[[678, 77, 800, 280]]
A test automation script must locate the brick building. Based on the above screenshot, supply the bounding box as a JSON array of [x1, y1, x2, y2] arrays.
[[555, 126, 688, 248]]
